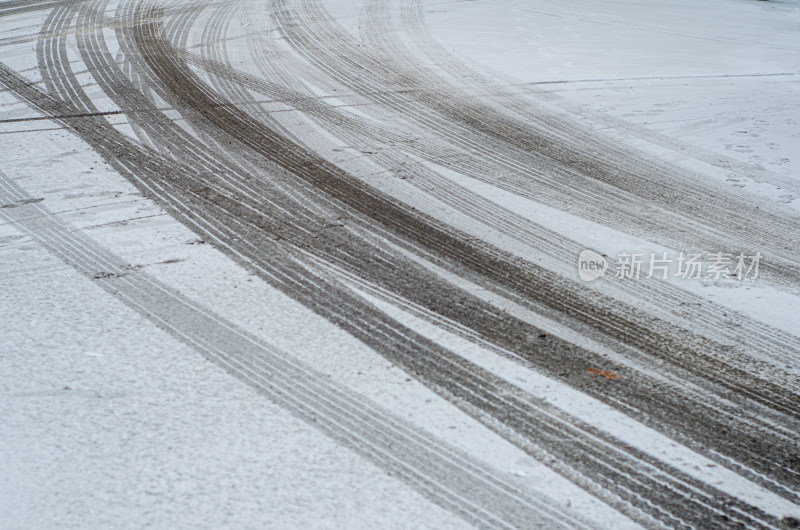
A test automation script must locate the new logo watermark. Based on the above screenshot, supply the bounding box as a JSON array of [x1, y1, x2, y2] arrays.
[[578, 249, 608, 281], [578, 250, 761, 282]]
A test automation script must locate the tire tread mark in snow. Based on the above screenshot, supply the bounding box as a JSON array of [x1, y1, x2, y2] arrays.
[[0, 2, 792, 524], [120, 6, 798, 523], [0, 148, 594, 530]]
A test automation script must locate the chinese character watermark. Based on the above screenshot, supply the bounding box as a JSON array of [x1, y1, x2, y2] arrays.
[[578, 250, 761, 282]]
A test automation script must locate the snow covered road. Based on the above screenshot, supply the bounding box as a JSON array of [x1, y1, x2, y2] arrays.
[[2, 0, 799, 527]]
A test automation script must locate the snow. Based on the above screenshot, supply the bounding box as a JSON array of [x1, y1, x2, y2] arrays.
[[0, 249, 468, 530], [2, 0, 799, 527]]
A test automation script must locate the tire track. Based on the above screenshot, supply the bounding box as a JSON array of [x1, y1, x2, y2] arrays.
[[124, 3, 800, 516], [0, 168, 593, 530], [273, 0, 800, 290], [203, 10, 800, 386], [388, 0, 800, 196], [4, 0, 797, 525], [134, 0, 800, 426]]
